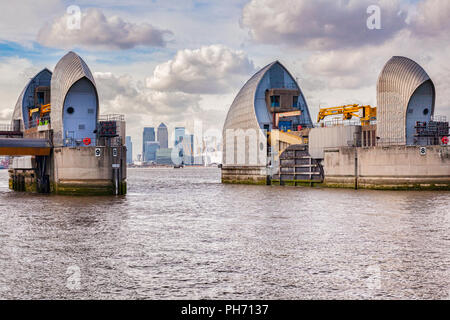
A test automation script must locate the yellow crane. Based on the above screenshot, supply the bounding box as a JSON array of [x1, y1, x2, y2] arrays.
[[40, 104, 51, 117], [29, 107, 40, 118], [29, 104, 51, 118], [317, 104, 376, 126], [267, 130, 305, 157]]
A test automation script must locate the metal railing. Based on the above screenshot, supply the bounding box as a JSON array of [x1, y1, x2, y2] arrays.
[[316, 119, 363, 128], [99, 114, 125, 122], [376, 138, 406, 146], [97, 114, 125, 147], [96, 136, 123, 147], [63, 114, 125, 147], [28, 115, 51, 129], [0, 123, 13, 131], [432, 115, 447, 122]]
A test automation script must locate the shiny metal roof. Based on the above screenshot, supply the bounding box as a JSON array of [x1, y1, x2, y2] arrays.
[[11, 68, 52, 131], [222, 62, 276, 167], [222, 61, 312, 167], [376, 56, 435, 145], [50, 51, 98, 146]]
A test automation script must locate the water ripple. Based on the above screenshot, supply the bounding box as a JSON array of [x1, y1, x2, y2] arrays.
[[0, 168, 449, 299]]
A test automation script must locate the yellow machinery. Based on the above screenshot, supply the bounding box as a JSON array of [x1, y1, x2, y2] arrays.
[[28, 104, 51, 127], [268, 110, 305, 155], [29, 104, 51, 118], [274, 110, 302, 129], [317, 104, 376, 126], [268, 129, 305, 156], [40, 104, 51, 117], [29, 107, 40, 118]]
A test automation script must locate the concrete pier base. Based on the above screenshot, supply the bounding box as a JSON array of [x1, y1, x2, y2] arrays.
[[53, 179, 114, 195], [221, 166, 268, 185], [9, 145, 127, 195], [323, 146, 450, 190], [52, 146, 127, 195]]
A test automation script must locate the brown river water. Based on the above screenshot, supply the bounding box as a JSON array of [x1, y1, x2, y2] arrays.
[[0, 167, 449, 299]]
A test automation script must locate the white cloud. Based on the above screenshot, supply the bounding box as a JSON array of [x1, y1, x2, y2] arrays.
[[94, 72, 140, 101], [146, 44, 255, 94], [95, 72, 201, 117], [303, 48, 387, 90], [0, 0, 63, 43], [241, 0, 407, 49], [0, 57, 41, 121], [409, 0, 450, 36], [37, 8, 172, 50]]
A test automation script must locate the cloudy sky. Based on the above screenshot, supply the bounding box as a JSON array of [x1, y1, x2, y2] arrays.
[[1, 0, 449, 158]]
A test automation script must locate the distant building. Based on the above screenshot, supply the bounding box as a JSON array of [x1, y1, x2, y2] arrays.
[[144, 141, 160, 162], [174, 127, 185, 146], [182, 134, 194, 165], [203, 135, 222, 165], [126, 136, 133, 164], [142, 127, 155, 161], [156, 148, 173, 165], [157, 123, 168, 149]]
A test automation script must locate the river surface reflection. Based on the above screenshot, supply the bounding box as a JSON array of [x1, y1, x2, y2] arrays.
[[0, 168, 448, 299]]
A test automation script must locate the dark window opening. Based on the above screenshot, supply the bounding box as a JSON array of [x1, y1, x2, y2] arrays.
[[423, 108, 429, 115], [270, 95, 280, 107], [293, 96, 299, 107], [79, 124, 85, 130], [37, 92, 45, 105], [67, 107, 74, 114]]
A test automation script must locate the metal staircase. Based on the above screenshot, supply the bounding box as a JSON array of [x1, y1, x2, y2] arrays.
[[272, 144, 323, 186]]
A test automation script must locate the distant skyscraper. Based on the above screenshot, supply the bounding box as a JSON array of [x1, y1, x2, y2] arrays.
[[174, 127, 185, 146], [156, 148, 174, 165], [144, 141, 160, 162], [126, 136, 133, 164], [182, 134, 194, 165], [157, 123, 169, 149], [142, 127, 155, 161]]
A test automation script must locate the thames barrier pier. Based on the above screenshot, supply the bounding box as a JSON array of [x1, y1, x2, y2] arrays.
[[222, 57, 450, 190], [3, 52, 127, 195], [222, 61, 314, 185]]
